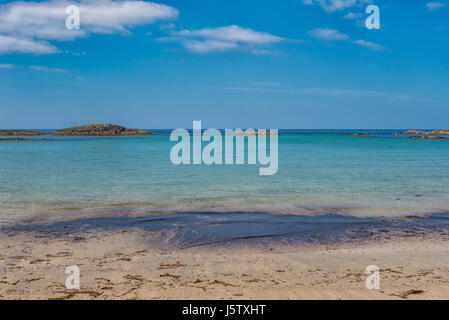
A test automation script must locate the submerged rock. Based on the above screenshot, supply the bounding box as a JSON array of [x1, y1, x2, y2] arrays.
[[0, 130, 45, 136], [51, 123, 151, 136], [230, 130, 278, 136], [344, 132, 371, 136], [409, 135, 449, 140], [0, 137, 33, 141]]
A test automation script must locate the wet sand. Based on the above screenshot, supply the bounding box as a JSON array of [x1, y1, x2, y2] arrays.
[[1, 212, 449, 300]]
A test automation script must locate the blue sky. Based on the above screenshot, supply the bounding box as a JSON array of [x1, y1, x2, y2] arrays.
[[0, 0, 448, 129]]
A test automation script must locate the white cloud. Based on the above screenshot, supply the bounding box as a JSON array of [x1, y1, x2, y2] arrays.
[[0, 0, 178, 54], [308, 28, 386, 51], [343, 12, 364, 19], [308, 28, 349, 40], [176, 25, 285, 44], [249, 81, 280, 87], [30, 65, 68, 73], [182, 40, 239, 53], [354, 39, 385, 51], [342, 11, 366, 28], [0, 63, 16, 69], [166, 25, 286, 53], [0, 63, 68, 73], [304, 88, 411, 100], [0, 35, 58, 54], [302, 0, 371, 12], [426, 2, 447, 10], [222, 85, 413, 101], [159, 22, 176, 31]]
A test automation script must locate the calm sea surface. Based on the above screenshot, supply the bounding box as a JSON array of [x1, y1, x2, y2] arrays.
[[1, 129, 449, 219]]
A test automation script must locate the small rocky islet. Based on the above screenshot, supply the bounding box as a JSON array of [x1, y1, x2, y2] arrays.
[[0, 123, 151, 140], [50, 123, 151, 136], [393, 129, 449, 140], [2, 125, 449, 141], [340, 130, 449, 140], [0, 130, 45, 136]]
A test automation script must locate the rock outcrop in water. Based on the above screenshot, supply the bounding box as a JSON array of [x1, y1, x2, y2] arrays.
[[0, 130, 45, 136], [344, 132, 371, 136], [230, 130, 278, 136], [51, 123, 151, 136], [395, 129, 449, 136], [425, 129, 449, 135], [0, 137, 33, 141], [400, 130, 426, 135], [409, 135, 449, 140]]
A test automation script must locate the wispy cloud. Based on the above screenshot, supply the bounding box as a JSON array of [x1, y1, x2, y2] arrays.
[[0, 35, 58, 54], [162, 25, 287, 53], [176, 25, 285, 44], [182, 40, 238, 53], [343, 12, 364, 20], [0, 63, 69, 73], [354, 39, 386, 51], [302, 0, 371, 12], [249, 81, 280, 87], [308, 28, 386, 50], [0, 63, 17, 69], [303, 88, 410, 100], [0, 0, 178, 54], [426, 2, 447, 10], [308, 28, 349, 41], [222, 85, 415, 101], [30, 65, 68, 73], [342, 11, 366, 27]]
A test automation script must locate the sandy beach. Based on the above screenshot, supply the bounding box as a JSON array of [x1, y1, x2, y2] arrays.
[[1, 213, 449, 300]]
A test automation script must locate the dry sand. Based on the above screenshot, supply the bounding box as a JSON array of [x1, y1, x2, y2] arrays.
[[1, 227, 449, 300]]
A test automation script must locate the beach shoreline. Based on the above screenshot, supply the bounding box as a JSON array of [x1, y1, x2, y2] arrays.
[[1, 212, 449, 300]]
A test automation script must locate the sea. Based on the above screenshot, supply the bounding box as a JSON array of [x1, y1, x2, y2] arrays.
[[1, 129, 449, 221]]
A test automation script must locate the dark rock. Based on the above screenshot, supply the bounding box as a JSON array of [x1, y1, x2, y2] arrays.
[[0, 130, 45, 136], [344, 133, 371, 136], [400, 130, 426, 135], [409, 135, 449, 140], [425, 129, 449, 135], [51, 123, 151, 136], [231, 130, 278, 136], [0, 137, 33, 141], [395, 129, 449, 136]]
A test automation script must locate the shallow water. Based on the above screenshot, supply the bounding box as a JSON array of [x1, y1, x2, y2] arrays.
[[1, 129, 449, 218], [3, 212, 449, 249]]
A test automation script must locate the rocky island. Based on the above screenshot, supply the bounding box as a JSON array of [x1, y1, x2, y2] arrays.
[[395, 129, 449, 136], [51, 123, 151, 136], [0, 130, 45, 136]]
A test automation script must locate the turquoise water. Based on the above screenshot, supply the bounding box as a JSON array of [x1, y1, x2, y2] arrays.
[[1, 129, 449, 219]]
